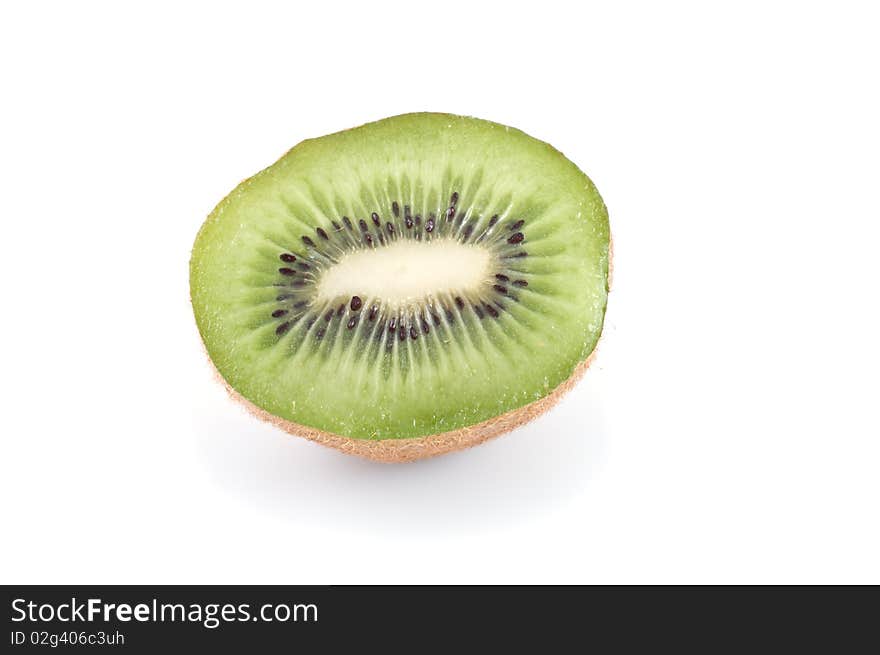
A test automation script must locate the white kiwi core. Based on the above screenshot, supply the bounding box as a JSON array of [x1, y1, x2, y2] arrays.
[[316, 238, 493, 307]]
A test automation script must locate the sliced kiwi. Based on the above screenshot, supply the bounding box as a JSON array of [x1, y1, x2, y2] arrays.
[[190, 113, 610, 461]]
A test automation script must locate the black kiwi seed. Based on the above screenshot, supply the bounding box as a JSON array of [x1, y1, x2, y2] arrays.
[[510, 219, 525, 231], [474, 305, 485, 319], [324, 309, 334, 322], [316, 227, 329, 240], [280, 253, 296, 263], [507, 232, 524, 244], [398, 325, 406, 341], [425, 216, 435, 232], [450, 191, 459, 206], [302, 236, 315, 247], [332, 221, 342, 231], [455, 296, 464, 309], [350, 296, 362, 311], [485, 303, 499, 318], [368, 305, 378, 321], [316, 328, 326, 340], [493, 284, 508, 295], [343, 216, 353, 230], [364, 234, 374, 246], [386, 222, 394, 234], [405, 215, 414, 229], [336, 303, 345, 316], [392, 201, 400, 217], [513, 279, 528, 287], [358, 219, 368, 232], [347, 315, 358, 329], [272, 309, 288, 318], [277, 293, 293, 301], [495, 274, 510, 282], [489, 215, 499, 227], [410, 325, 418, 340], [415, 214, 422, 226], [371, 212, 381, 227], [279, 267, 296, 276], [446, 206, 455, 220], [388, 317, 397, 331], [421, 319, 430, 334], [445, 309, 454, 323], [276, 321, 292, 335], [431, 311, 441, 326]]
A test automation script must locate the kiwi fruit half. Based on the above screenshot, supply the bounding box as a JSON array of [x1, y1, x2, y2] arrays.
[[190, 113, 610, 462]]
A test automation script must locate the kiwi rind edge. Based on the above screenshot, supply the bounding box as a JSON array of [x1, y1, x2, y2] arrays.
[[212, 347, 599, 463]]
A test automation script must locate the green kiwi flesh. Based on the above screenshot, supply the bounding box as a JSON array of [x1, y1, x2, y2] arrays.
[[190, 113, 610, 456]]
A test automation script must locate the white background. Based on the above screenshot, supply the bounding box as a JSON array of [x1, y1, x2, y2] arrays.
[[2, 2, 878, 584]]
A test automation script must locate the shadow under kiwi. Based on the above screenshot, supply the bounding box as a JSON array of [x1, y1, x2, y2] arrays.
[[193, 378, 606, 534]]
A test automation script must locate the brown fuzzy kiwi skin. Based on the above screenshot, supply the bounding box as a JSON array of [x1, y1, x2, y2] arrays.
[[210, 348, 597, 463], [201, 238, 612, 464]]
